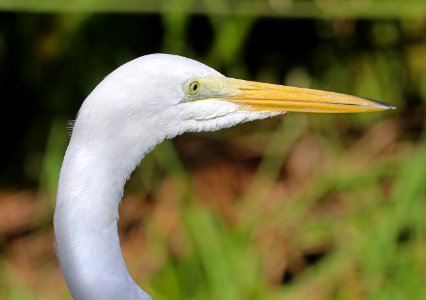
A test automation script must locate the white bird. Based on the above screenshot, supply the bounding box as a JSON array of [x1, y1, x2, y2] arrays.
[[54, 54, 393, 300]]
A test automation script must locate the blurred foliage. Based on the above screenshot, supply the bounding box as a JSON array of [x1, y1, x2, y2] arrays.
[[0, 0, 425, 299]]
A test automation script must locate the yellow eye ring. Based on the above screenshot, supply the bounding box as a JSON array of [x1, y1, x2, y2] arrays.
[[188, 81, 200, 95]]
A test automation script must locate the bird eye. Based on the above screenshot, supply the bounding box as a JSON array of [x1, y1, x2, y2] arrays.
[[188, 81, 200, 95]]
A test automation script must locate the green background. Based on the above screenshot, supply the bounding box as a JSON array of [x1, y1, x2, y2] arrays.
[[0, 1, 425, 299]]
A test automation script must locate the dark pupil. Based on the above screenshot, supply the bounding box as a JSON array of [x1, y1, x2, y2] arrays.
[[192, 84, 198, 91]]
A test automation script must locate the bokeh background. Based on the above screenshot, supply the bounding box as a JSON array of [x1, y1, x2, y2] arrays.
[[1, 1, 425, 299]]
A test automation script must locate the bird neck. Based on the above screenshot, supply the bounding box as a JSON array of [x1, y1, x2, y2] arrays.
[[54, 137, 152, 300]]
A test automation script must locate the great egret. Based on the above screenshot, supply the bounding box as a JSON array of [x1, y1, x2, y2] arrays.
[[54, 54, 394, 300]]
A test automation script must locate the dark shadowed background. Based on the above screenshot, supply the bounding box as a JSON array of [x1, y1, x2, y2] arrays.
[[0, 1, 425, 299]]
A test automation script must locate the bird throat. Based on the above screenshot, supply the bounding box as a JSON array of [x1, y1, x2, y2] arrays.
[[54, 139, 152, 300]]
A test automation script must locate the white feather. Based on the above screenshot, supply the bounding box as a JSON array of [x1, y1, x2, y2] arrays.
[[54, 54, 279, 300]]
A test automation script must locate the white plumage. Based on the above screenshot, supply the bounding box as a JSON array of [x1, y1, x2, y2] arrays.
[[54, 54, 393, 299]]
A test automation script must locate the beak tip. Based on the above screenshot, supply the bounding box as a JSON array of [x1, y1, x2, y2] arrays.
[[363, 97, 396, 111], [378, 103, 396, 111]]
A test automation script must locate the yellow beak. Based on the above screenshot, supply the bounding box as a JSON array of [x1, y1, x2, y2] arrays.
[[222, 78, 395, 113]]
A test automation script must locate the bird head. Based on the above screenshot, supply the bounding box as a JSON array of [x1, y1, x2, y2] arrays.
[[72, 54, 394, 155], [57, 54, 395, 300]]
